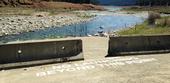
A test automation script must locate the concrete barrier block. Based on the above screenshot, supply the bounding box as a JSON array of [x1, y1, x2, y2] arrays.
[[107, 35, 170, 56], [149, 35, 170, 50], [0, 39, 83, 69]]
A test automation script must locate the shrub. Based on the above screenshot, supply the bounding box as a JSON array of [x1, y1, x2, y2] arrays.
[[148, 12, 161, 25], [155, 19, 166, 27], [166, 18, 170, 26], [156, 18, 170, 27]]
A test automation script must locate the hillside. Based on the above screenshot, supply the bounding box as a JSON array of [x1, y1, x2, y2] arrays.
[[0, 0, 104, 10], [0, 0, 34, 6]]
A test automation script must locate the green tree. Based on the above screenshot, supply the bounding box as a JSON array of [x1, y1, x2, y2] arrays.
[[136, 0, 170, 6]]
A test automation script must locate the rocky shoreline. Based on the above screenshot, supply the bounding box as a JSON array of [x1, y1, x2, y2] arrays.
[[0, 14, 92, 36]]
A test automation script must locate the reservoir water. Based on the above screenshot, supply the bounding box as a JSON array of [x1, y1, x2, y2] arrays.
[[0, 6, 147, 42]]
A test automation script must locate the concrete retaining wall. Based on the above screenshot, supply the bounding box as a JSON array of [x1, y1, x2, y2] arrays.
[[107, 35, 170, 56], [0, 39, 83, 69]]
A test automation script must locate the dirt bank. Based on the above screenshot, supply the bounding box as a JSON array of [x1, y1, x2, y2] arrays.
[[0, 0, 104, 10]]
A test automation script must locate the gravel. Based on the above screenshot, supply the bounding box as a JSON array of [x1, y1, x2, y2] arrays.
[[0, 15, 90, 36]]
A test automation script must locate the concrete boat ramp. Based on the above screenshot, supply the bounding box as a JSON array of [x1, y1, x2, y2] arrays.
[[0, 37, 170, 83]]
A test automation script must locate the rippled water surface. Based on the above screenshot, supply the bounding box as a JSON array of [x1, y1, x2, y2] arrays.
[[0, 6, 146, 42]]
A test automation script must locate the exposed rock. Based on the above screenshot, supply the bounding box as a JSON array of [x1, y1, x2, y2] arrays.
[[18, 0, 33, 5], [32, 12, 50, 17], [0, 14, 91, 36]]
